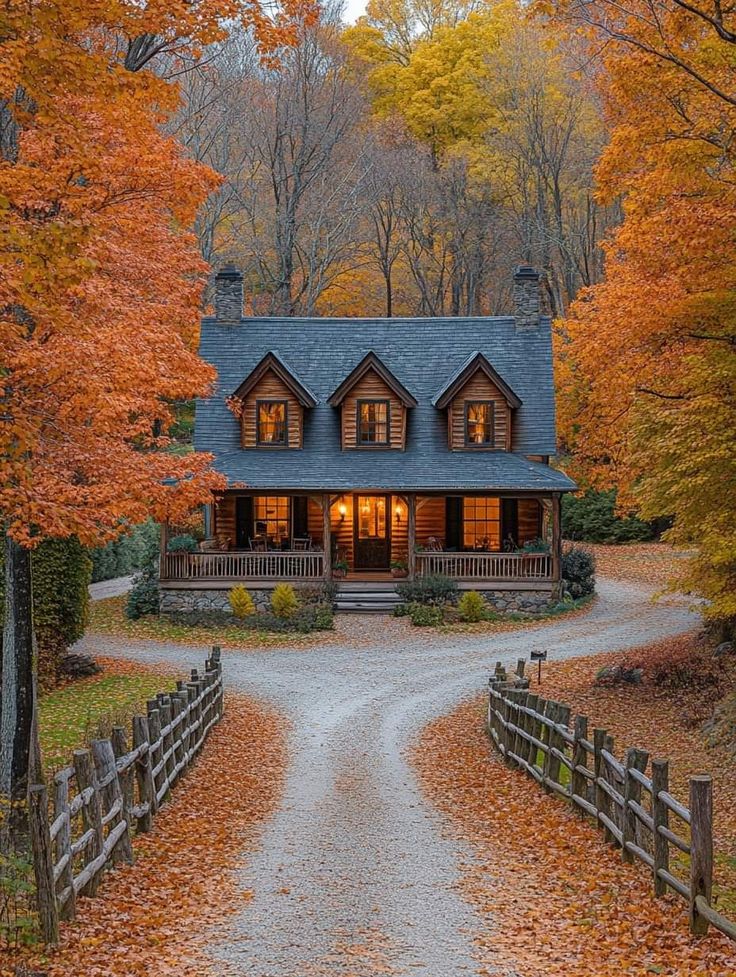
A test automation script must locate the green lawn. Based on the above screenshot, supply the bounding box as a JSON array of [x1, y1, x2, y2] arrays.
[[39, 671, 176, 772]]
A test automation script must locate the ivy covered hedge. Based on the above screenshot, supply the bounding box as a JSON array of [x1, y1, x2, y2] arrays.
[[0, 536, 92, 687]]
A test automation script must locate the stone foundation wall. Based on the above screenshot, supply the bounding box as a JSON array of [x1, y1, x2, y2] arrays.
[[476, 590, 555, 614], [160, 589, 270, 614]]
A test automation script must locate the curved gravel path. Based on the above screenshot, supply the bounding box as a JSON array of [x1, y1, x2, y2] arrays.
[[79, 578, 699, 976]]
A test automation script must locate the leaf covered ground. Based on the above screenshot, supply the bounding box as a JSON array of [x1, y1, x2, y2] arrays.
[[578, 542, 694, 588], [6, 685, 287, 977], [39, 659, 176, 771], [413, 634, 736, 977]]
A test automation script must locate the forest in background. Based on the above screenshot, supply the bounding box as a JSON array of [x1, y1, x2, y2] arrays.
[[176, 0, 735, 630]]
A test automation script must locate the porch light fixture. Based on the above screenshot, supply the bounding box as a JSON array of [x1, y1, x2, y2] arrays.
[[338, 500, 347, 521], [394, 502, 404, 523]]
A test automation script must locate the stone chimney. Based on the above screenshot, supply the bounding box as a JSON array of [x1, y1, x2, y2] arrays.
[[513, 265, 540, 332], [214, 264, 243, 321]]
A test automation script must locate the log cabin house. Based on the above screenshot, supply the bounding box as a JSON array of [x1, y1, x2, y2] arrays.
[[160, 265, 576, 612]]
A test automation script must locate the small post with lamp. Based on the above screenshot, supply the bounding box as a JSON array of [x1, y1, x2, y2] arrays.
[[407, 493, 417, 580], [530, 648, 548, 685]]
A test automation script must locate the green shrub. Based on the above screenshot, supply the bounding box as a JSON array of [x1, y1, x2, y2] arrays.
[[396, 574, 458, 606], [89, 520, 160, 582], [562, 489, 653, 544], [167, 534, 198, 553], [271, 582, 300, 619], [393, 602, 410, 617], [561, 545, 596, 598], [125, 566, 160, 619], [313, 604, 335, 630], [407, 602, 444, 627], [457, 590, 488, 622], [229, 585, 255, 619]]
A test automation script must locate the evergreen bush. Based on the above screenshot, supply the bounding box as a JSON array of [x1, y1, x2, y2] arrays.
[[396, 574, 458, 606], [561, 545, 596, 598], [125, 565, 160, 619], [457, 590, 488, 622], [407, 602, 444, 627], [562, 489, 653, 544], [271, 583, 300, 619], [229, 585, 255, 619], [166, 534, 198, 553]]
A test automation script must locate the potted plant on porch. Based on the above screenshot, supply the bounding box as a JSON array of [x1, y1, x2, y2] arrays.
[[333, 558, 349, 580], [391, 558, 408, 579]]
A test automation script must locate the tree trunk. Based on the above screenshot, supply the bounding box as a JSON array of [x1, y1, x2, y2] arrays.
[[0, 535, 35, 804]]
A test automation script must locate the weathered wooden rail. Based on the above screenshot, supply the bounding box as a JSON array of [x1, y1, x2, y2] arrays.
[[416, 551, 551, 580], [487, 668, 736, 942], [29, 649, 224, 944], [160, 549, 325, 581]]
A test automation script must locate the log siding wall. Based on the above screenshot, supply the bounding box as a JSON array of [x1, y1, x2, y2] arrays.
[[448, 372, 512, 450], [240, 369, 303, 449], [341, 370, 405, 449]]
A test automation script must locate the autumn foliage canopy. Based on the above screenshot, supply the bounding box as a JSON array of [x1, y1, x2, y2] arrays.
[[0, 0, 315, 550]]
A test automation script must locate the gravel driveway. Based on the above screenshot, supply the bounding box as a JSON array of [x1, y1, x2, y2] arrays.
[[79, 577, 699, 976]]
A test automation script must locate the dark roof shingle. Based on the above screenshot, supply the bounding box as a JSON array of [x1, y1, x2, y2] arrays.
[[194, 314, 576, 493]]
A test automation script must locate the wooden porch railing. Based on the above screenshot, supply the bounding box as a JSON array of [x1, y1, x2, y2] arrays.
[[161, 550, 325, 581], [416, 551, 552, 580]]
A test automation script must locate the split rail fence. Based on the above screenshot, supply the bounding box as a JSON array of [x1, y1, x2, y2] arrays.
[[488, 663, 736, 942], [29, 649, 224, 944]]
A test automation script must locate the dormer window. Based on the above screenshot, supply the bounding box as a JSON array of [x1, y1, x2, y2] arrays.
[[358, 399, 390, 446], [465, 401, 494, 446], [433, 352, 522, 452], [257, 400, 288, 446], [329, 352, 417, 451]]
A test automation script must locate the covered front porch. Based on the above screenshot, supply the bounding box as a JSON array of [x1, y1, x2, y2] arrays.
[[159, 490, 562, 588]]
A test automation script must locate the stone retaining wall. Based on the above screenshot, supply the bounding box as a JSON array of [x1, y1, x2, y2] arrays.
[[476, 590, 555, 614]]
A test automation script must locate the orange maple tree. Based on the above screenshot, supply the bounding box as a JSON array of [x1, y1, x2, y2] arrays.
[[544, 0, 736, 628], [0, 0, 315, 798]]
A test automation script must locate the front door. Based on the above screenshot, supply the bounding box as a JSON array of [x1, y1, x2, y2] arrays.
[[354, 495, 390, 569]]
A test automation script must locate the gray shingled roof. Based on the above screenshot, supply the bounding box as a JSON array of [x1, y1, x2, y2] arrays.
[[194, 315, 576, 493]]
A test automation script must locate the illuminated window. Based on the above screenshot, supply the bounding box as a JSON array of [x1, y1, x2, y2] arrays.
[[257, 400, 287, 445], [357, 496, 387, 538], [463, 497, 500, 549], [254, 497, 290, 540], [465, 401, 494, 446], [357, 400, 389, 445]]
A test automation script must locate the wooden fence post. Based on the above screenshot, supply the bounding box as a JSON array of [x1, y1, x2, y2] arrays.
[[73, 748, 104, 896], [111, 727, 135, 858], [652, 759, 669, 897], [525, 693, 539, 766], [91, 739, 133, 866], [602, 733, 617, 844], [533, 698, 547, 771], [516, 658, 525, 679], [514, 690, 529, 762], [622, 748, 649, 863], [690, 775, 713, 935], [53, 772, 76, 920], [147, 706, 162, 807], [132, 715, 154, 830], [593, 728, 610, 841], [542, 701, 558, 790], [28, 784, 59, 945], [571, 714, 588, 810]]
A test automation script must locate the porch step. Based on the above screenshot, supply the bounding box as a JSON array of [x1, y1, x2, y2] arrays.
[[334, 582, 402, 614]]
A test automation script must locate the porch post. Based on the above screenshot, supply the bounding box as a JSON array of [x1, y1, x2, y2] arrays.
[[551, 493, 562, 595], [322, 494, 332, 581], [159, 521, 170, 580], [407, 493, 417, 580]]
